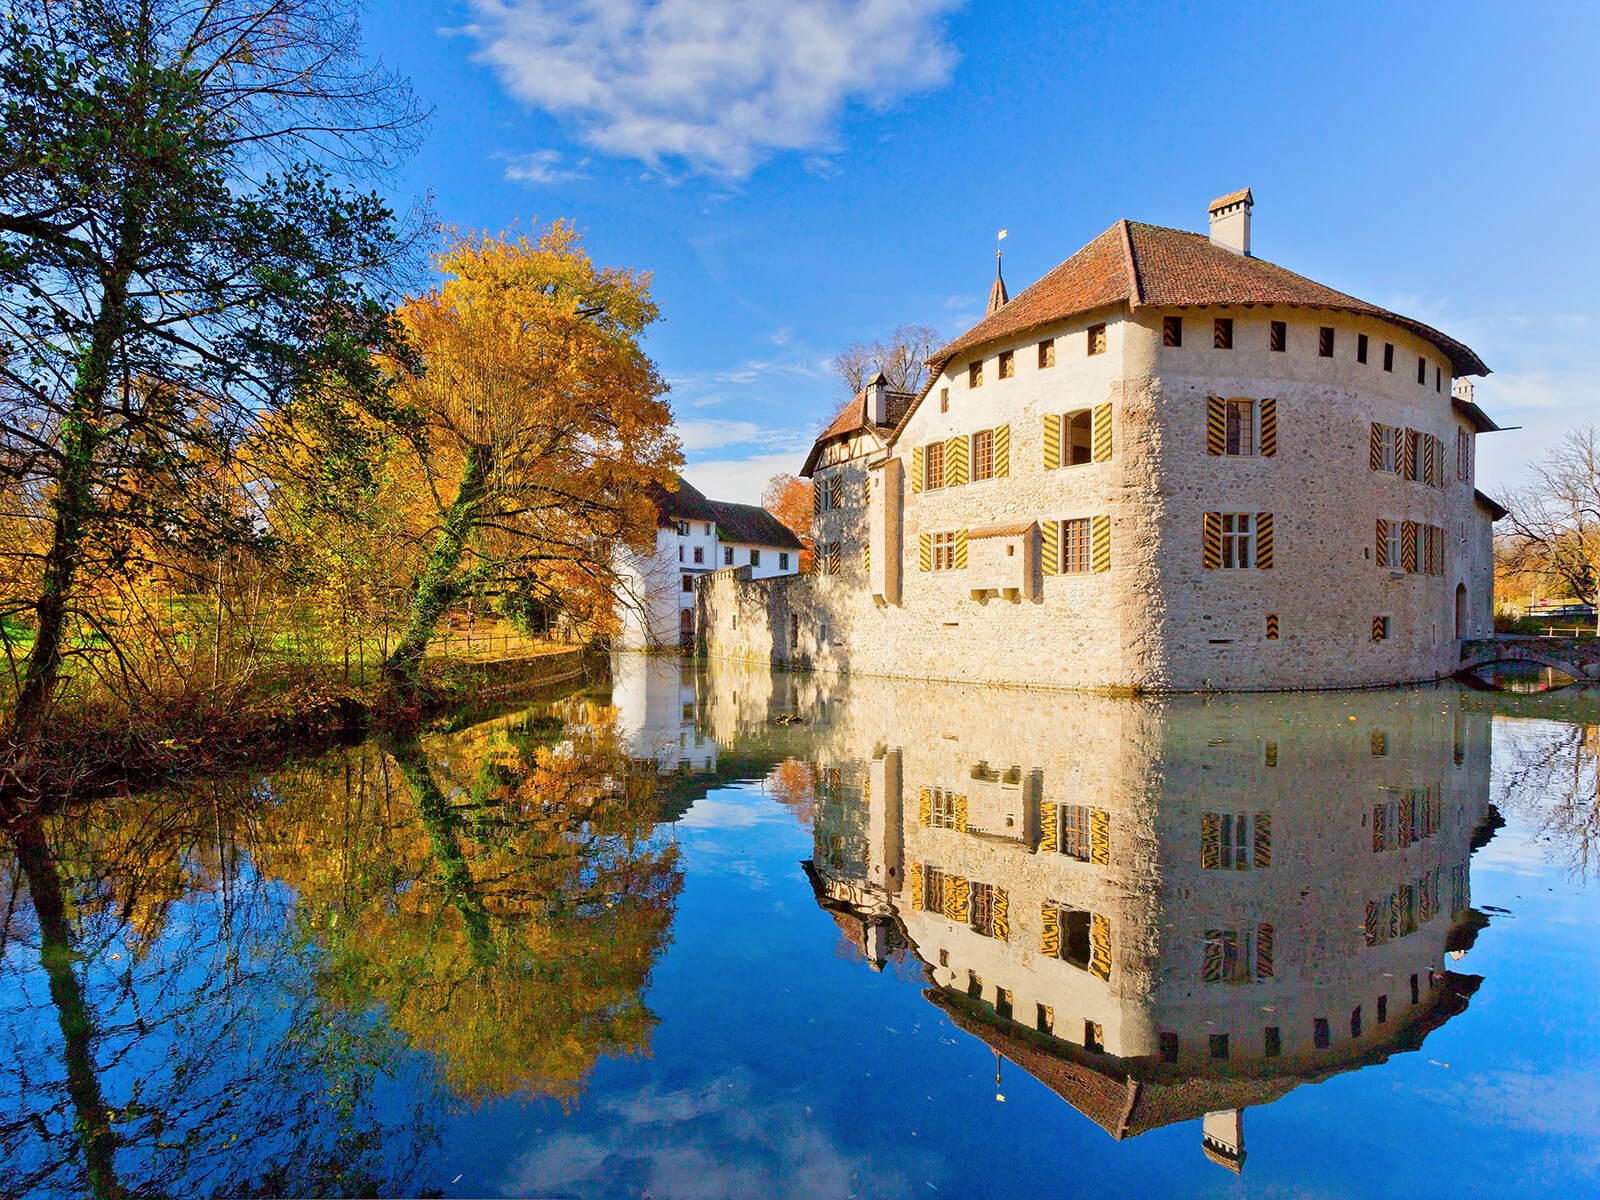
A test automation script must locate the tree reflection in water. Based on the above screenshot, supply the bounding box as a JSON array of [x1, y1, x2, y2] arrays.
[[0, 697, 680, 1197]]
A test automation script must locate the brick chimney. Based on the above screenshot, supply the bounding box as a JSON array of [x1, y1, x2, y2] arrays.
[[865, 370, 889, 425], [1208, 188, 1253, 256]]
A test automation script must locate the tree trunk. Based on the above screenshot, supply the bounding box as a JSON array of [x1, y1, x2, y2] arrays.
[[381, 445, 492, 694]]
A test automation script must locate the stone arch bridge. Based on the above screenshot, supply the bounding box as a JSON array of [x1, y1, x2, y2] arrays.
[[1459, 636, 1600, 683]]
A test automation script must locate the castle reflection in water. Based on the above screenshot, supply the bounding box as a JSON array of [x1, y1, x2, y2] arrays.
[[612, 654, 1498, 1174]]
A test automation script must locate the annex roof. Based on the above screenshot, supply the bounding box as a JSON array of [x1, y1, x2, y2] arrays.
[[651, 475, 720, 526], [710, 500, 805, 550]]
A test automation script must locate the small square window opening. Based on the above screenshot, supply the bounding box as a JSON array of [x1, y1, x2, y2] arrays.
[[1214, 317, 1233, 349], [1319, 326, 1335, 357], [1163, 315, 1183, 347], [1270, 321, 1287, 352], [1357, 333, 1369, 363], [1087, 323, 1107, 356], [1038, 338, 1056, 368]]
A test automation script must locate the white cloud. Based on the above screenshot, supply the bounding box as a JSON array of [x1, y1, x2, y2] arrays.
[[502, 147, 588, 184], [463, 0, 965, 176], [683, 450, 808, 505], [676, 418, 767, 451]]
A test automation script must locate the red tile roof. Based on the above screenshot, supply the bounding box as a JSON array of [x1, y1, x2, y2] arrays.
[[801, 388, 917, 476], [1209, 187, 1253, 211]]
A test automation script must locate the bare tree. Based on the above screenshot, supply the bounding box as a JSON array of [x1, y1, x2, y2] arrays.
[[830, 324, 942, 397], [1501, 424, 1600, 627]]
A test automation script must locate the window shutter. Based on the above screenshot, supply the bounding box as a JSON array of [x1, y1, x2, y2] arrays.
[[1090, 807, 1110, 865], [1089, 914, 1112, 981], [1207, 396, 1226, 455], [1201, 811, 1221, 868], [1260, 397, 1277, 457], [1254, 811, 1272, 868], [1040, 904, 1060, 957], [911, 445, 924, 493], [1372, 804, 1386, 852], [812, 479, 823, 514], [993, 424, 1010, 478], [953, 529, 968, 569], [1255, 923, 1275, 979], [1041, 520, 1060, 576], [993, 888, 1009, 943], [1090, 514, 1110, 573], [828, 541, 841, 575], [1404, 429, 1418, 480], [1092, 402, 1113, 462], [829, 474, 842, 509], [1043, 413, 1061, 470], [910, 861, 924, 911], [1203, 931, 1225, 982], [919, 787, 931, 827], [945, 875, 970, 922], [1203, 511, 1221, 569], [1422, 434, 1436, 487], [1401, 521, 1418, 572], [1255, 512, 1274, 569], [1370, 422, 1383, 470], [953, 793, 968, 831], [1398, 792, 1415, 848], [1376, 518, 1389, 567], [945, 434, 967, 487], [1038, 803, 1059, 853], [863, 543, 870, 572], [919, 532, 931, 572]]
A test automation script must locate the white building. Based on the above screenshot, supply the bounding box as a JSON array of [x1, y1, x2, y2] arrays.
[[616, 475, 804, 649]]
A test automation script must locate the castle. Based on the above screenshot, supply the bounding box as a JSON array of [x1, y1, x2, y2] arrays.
[[698, 190, 1505, 691]]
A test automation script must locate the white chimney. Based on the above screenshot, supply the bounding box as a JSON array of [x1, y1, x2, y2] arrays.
[[1208, 188, 1253, 256], [1452, 378, 1474, 404], [865, 370, 889, 425]]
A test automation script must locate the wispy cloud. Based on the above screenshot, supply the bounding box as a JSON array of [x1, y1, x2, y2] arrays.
[[681, 451, 808, 505], [501, 148, 588, 185], [676, 418, 769, 452], [463, 0, 965, 176]]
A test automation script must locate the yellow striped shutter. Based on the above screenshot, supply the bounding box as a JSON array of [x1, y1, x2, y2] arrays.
[[918, 787, 931, 827], [1404, 429, 1418, 479], [1402, 521, 1418, 572], [1372, 803, 1386, 850], [1376, 518, 1389, 567], [945, 875, 970, 922], [828, 542, 841, 575], [1207, 396, 1225, 455], [863, 543, 870, 572], [1043, 413, 1062, 470], [1203, 512, 1221, 569], [1092, 402, 1113, 462], [919, 532, 931, 572], [1089, 914, 1112, 981], [993, 888, 1009, 942], [1041, 520, 1059, 576], [1041, 904, 1060, 957], [1201, 811, 1221, 868], [1254, 811, 1272, 868], [1203, 931, 1225, 981], [1090, 808, 1110, 864], [1370, 422, 1383, 470], [812, 479, 823, 515], [1090, 514, 1110, 574], [1260, 397, 1277, 457], [993, 424, 1010, 477], [1265, 612, 1279, 640], [1265, 742, 1278, 768], [953, 793, 968, 831], [1372, 615, 1386, 642], [1255, 923, 1275, 979], [829, 474, 842, 509], [1256, 512, 1274, 569], [909, 862, 924, 911], [1039, 803, 1058, 853], [953, 529, 967, 569], [1398, 792, 1415, 848], [945, 435, 967, 487], [911, 445, 924, 493]]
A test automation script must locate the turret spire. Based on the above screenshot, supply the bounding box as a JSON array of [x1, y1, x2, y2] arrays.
[[987, 230, 1009, 316]]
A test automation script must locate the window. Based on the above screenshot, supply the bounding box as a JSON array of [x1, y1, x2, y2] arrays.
[[779, 552, 790, 570], [1314, 1018, 1330, 1049], [998, 350, 1014, 379], [1378, 994, 1388, 1024], [995, 987, 1013, 1020], [693, 546, 704, 564], [1062, 909, 1091, 970], [1374, 423, 1399, 473], [1372, 615, 1390, 642], [971, 428, 995, 481], [1209, 1034, 1229, 1060], [678, 545, 684, 562], [1351, 1005, 1363, 1039], [750, 549, 761, 567], [1383, 342, 1395, 372], [1084, 1021, 1104, 1052], [1219, 512, 1253, 568], [1411, 973, 1420, 1005], [1417, 355, 1427, 385], [967, 970, 982, 999], [929, 787, 961, 829], [940, 386, 949, 413], [1319, 326, 1335, 357], [1202, 811, 1262, 870], [1214, 317, 1233, 349], [1270, 320, 1286, 352], [1377, 518, 1399, 568], [1060, 517, 1093, 574], [969, 882, 1001, 938], [1065, 409, 1093, 465], [924, 441, 945, 490], [930, 530, 958, 571], [1435, 365, 1442, 392], [1163, 315, 1183, 347], [1457, 428, 1474, 483], [1037, 1004, 1054, 1033], [968, 360, 983, 388], [1202, 928, 1258, 983], [1159, 1032, 1179, 1063], [1358, 332, 1369, 363], [1087, 323, 1107, 355], [724, 546, 734, 565], [676, 520, 689, 536], [1055, 803, 1095, 861], [1264, 1026, 1282, 1057], [681, 574, 693, 593], [1038, 338, 1056, 368], [1225, 399, 1256, 455]]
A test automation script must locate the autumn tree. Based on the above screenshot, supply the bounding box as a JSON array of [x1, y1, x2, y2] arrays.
[[1501, 424, 1600, 626], [762, 473, 814, 571], [378, 226, 681, 692], [0, 0, 423, 738], [830, 323, 942, 397]]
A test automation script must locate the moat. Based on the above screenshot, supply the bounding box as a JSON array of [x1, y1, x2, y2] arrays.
[[4, 656, 1598, 1198]]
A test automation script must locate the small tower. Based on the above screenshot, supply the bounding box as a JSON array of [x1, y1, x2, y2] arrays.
[[987, 250, 1009, 316]]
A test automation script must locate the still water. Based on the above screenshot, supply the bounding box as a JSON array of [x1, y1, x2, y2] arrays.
[[4, 656, 1599, 1198]]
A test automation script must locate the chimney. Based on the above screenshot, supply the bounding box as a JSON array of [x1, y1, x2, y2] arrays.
[[1208, 188, 1253, 256], [1452, 378, 1475, 404], [865, 370, 889, 425]]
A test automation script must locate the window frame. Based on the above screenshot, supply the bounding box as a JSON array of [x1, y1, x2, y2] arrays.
[[1163, 315, 1183, 347], [1357, 332, 1369, 363], [998, 349, 1015, 379], [1224, 398, 1258, 456], [1038, 338, 1056, 368], [1087, 323, 1107, 356], [923, 440, 945, 490], [971, 428, 995, 482], [968, 360, 983, 388], [930, 530, 958, 571], [1060, 517, 1093, 574], [750, 549, 761, 567], [1269, 320, 1287, 352], [1214, 317, 1234, 349], [1218, 512, 1254, 569]]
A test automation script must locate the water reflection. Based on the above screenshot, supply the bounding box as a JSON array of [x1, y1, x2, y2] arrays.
[[0, 698, 678, 1197], [710, 666, 1503, 1174]]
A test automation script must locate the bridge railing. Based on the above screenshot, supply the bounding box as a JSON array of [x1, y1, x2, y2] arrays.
[[1536, 626, 1598, 638]]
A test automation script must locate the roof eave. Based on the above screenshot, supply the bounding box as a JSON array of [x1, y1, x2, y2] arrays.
[[1453, 397, 1501, 433]]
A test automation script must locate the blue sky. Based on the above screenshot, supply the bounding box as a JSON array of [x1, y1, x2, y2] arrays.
[[362, 0, 1600, 503]]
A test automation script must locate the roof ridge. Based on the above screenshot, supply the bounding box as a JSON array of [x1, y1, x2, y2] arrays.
[[1118, 218, 1144, 307]]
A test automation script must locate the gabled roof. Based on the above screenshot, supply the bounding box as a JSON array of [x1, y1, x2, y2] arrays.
[[801, 386, 917, 476], [931, 220, 1489, 378], [650, 475, 720, 526], [711, 500, 804, 550]]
